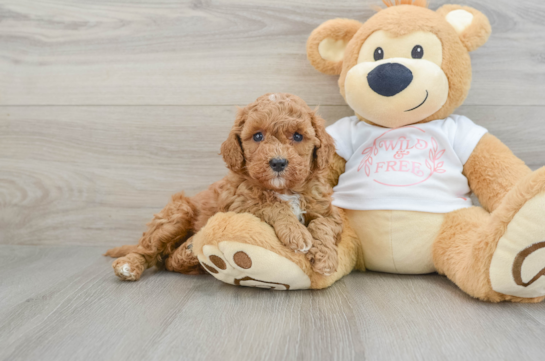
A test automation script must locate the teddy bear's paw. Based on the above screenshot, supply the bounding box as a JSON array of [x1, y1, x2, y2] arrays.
[[197, 241, 311, 290], [490, 193, 545, 298]]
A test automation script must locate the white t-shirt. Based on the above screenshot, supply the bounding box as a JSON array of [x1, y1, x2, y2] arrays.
[[326, 115, 488, 213]]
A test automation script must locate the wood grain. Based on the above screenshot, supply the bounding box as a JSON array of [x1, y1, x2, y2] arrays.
[[0, 245, 543, 361], [1, 0, 545, 106]]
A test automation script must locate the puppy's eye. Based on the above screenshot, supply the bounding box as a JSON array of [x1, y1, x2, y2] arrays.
[[293, 132, 303, 142], [411, 45, 424, 59], [373, 47, 384, 61], [253, 132, 264, 142]]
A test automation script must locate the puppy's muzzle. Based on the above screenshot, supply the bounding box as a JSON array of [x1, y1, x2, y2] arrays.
[[269, 158, 288, 172]]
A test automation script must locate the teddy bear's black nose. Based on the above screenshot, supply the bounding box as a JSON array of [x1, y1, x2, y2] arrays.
[[367, 63, 413, 97], [269, 158, 288, 172]]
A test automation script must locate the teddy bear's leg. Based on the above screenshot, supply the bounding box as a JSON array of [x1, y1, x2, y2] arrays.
[[433, 168, 545, 303], [190, 211, 362, 290]]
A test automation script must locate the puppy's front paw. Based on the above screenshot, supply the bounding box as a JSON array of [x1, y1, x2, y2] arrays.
[[112, 254, 145, 281], [306, 240, 338, 276], [276, 223, 313, 253]]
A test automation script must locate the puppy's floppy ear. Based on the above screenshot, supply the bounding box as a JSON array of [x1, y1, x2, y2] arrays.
[[310, 111, 336, 171], [221, 107, 247, 173], [307, 19, 363, 75], [437, 5, 491, 52]]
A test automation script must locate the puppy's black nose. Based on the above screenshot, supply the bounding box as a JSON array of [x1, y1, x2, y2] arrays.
[[269, 158, 288, 172], [367, 63, 413, 97]]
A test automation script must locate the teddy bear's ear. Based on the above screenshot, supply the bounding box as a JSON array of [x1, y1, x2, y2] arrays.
[[436, 5, 492, 52], [307, 19, 363, 75]]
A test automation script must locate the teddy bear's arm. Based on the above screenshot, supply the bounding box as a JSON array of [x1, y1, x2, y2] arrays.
[[463, 133, 531, 212], [326, 153, 346, 188]]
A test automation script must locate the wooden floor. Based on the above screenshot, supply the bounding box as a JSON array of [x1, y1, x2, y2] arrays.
[[1, 0, 545, 360], [1, 245, 544, 361]]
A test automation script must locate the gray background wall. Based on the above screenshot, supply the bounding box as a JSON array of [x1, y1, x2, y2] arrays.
[[2, 0, 544, 247]]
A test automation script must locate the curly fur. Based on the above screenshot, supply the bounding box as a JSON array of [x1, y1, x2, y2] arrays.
[[105, 93, 342, 280]]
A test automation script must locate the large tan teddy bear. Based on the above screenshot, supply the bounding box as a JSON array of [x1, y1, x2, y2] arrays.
[[118, 1, 545, 303]]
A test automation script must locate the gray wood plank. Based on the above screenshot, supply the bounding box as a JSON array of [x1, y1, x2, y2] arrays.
[[1, 104, 544, 246], [1, 0, 545, 106], [0, 245, 543, 361], [0, 245, 107, 318]]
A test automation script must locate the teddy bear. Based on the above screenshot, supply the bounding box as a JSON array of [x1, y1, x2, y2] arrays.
[[162, 1, 545, 302]]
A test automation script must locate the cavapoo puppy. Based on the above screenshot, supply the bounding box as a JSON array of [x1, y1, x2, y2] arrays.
[[105, 93, 343, 280]]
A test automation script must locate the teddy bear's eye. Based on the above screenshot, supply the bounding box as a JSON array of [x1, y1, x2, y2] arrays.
[[373, 47, 384, 61], [253, 132, 264, 142], [411, 45, 424, 59]]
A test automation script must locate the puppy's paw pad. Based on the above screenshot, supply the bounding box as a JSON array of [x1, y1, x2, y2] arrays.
[[311, 263, 337, 276], [113, 260, 138, 281], [120, 264, 132, 276], [198, 242, 311, 290], [284, 233, 313, 254], [295, 243, 312, 254], [306, 246, 338, 276]]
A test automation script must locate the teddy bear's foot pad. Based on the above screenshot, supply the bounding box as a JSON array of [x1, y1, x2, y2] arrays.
[[197, 241, 311, 290], [490, 193, 545, 298]]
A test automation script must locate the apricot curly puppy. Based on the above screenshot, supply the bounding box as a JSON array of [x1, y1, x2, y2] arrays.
[[105, 93, 343, 280]]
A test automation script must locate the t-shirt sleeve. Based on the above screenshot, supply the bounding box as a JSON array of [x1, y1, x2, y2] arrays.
[[326, 117, 356, 161], [452, 115, 488, 165]]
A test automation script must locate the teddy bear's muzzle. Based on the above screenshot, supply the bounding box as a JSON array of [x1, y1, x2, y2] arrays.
[[367, 62, 414, 97]]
